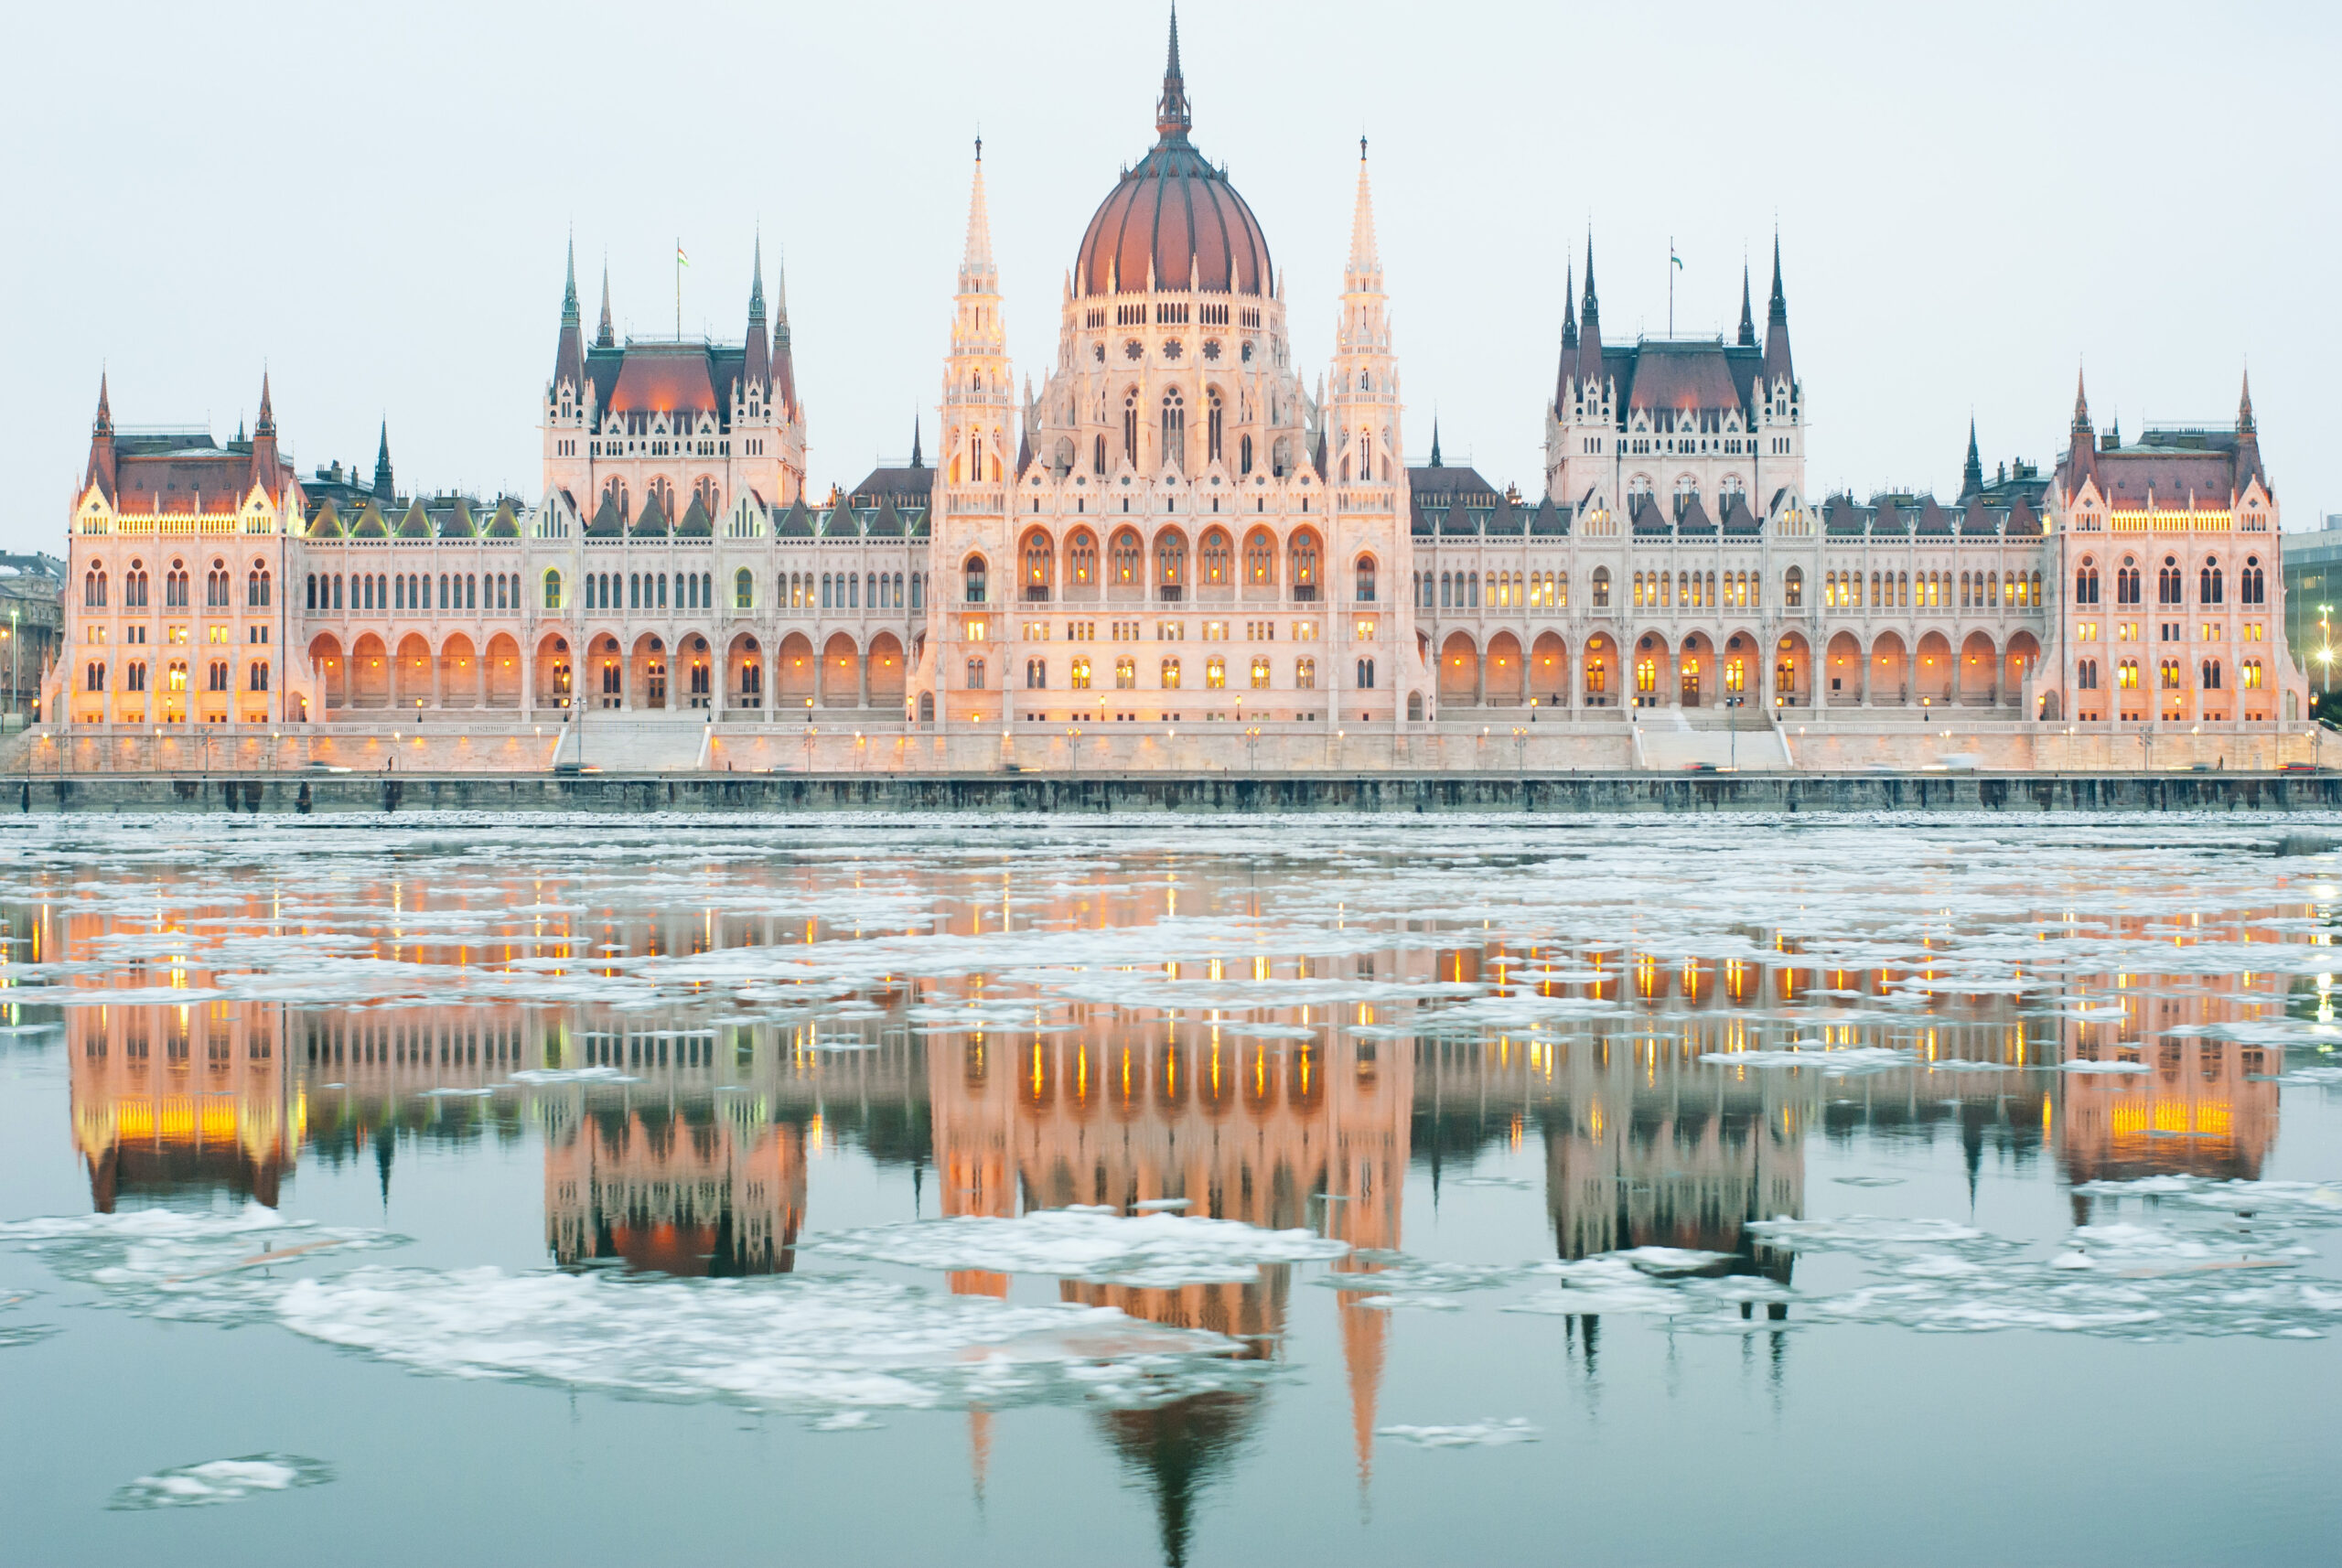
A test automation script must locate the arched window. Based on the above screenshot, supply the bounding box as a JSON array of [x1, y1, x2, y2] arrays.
[[2242, 555, 2266, 605], [2158, 556, 2182, 606], [965, 657, 986, 689], [83, 568, 106, 608], [166, 564, 188, 607], [543, 569, 563, 610], [2117, 557, 2141, 605], [1288, 532, 1320, 597], [1199, 528, 1231, 585], [1094, 434, 1107, 475], [1353, 552, 1374, 603], [1356, 657, 1375, 689], [1123, 390, 1139, 466], [1068, 530, 1098, 586], [1111, 529, 1143, 585], [2077, 559, 2099, 604], [2200, 555, 2224, 605], [1207, 389, 1223, 463], [248, 564, 271, 607], [1161, 388, 1186, 470], [1022, 532, 1052, 599], [963, 554, 988, 604], [248, 660, 270, 693], [2201, 659, 2222, 690], [1592, 566, 1610, 608], [1155, 531, 1187, 594], [1240, 434, 1253, 476], [1242, 528, 1275, 585], [1783, 566, 1804, 607], [735, 568, 754, 611], [85, 660, 106, 692]]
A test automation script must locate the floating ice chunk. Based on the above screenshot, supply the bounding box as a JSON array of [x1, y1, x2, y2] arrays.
[[1133, 1198, 1191, 1212], [1832, 1176, 1907, 1187], [418, 1087, 495, 1098], [1451, 1176, 1535, 1191], [0, 1207, 406, 1323], [2272, 1066, 2342, 1086], [274, 1266, 1255, 1414], [809, 1208, 1348, 1288], [508, 1066, 642, 1085], [810, 1411, 882, 1432], [1927, 1058, 2018, 1073], [1377, 1418, 1540, 1449], [2061, 1058, 2152, 1075], [1746, 1215, 1992, 1251], [1699, 1047, 1916, 1076], [108, 1455, 333, 1510]]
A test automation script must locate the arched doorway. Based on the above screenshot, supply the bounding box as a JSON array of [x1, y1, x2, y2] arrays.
[[438, 633, 478, 709], [1486, 631, 1525, 706], [592, 635, 625, 708], [629, 633, 670, 711], [1721, 629, 1760, 707], [777, 632, 816, 708], [485, 633, 521, 708], [1582, 633, 1613, 707], [1152, 526, 1188, 601], [392, 633, 433, 710], [1631, 633, 1672, 709], [866, 631, 907, 707], [1438, 631, 1479, 708], [2004, 631, 2041, 710], [1960, 630, 1998, 705], [1916, 631, 1955, 706], [1531, 631, 1568, 708], [728, 633, 764, 709], [1678, 631, 1715, 708], [1824, 630, 1863, 705], [533, 633, 573, 708], [1771, 630, 1810, 707], [822, 632, 861, 708], [677, 633, 714, 710], [307, 633, 347, 710], [1870, 632, 1907, 705], [349, 634, 390, 708]]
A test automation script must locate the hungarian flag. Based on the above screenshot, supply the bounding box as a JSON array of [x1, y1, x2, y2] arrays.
[[676, 242, 690, 268]]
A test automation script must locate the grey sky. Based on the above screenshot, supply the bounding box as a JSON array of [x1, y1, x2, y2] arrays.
[[6, 0, 2336, 552]]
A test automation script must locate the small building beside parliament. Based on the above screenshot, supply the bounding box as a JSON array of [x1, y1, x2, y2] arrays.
[[45, 14, 2310, 768]]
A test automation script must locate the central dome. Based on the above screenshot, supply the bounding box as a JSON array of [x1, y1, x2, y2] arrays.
[[1073, 18, 1273, 298]]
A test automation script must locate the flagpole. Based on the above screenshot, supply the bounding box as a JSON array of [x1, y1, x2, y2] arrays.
[[675, 237, 682, 338], [1668, 236, 1674, 337]]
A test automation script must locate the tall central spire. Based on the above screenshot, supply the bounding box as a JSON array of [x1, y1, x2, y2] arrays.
[[1156, 5, 1191, 143], [961, 137, 997, 292], [1344, 136, 1380, 288]]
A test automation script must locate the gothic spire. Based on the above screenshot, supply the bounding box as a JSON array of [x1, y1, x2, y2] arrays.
[[553, 239, 586, 392], [1429, 417, 1443, 468], [85, 373, 117, 499], [254, 371, 274, 435], [1156, 5, 1191, 143], [2238, 366, 2256, 434], [248, 371, 280, 495], [744, 233, 771, 392], [1761, 233, 1794, 388], [596, 262, 615, 349], [1961, 417, 1984, 499], [93, 372, 112, 435], [771, 243, 798, 419], [1343, 135, 1380, 290], [960, 137, 997, 294], [909, 415, 924, 469], [1575, 231, 1605, 380], [1737, 263, 1756, 348], [563, 232, 579, 317], [1562, 263, 1577, 350], [373, 421, 394, 502], [2071, 367, 2091, 434]]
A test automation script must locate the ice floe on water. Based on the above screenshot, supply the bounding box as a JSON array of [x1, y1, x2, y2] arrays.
[[1376, 1419, 1540, 1449], [507, 1065, 640, 1085], [807, 1208, 1348, 1288], [0, 1206, 408, 1323], [2061, 1058, 2153, 1074], [274, 1267, 1260, 1413], [108, 1455, 334, 1510], [1699, 1047, 1915, 1076]]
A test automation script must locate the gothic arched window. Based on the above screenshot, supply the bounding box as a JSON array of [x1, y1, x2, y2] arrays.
[[1162, 388, 1186, 471]]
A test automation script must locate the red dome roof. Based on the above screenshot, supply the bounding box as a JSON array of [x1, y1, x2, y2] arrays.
[[1073, 15, 1271, 298], [1075, 143, 1272, 298]]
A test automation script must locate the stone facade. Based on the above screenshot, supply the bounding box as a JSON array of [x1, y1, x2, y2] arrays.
[[44, 14, 2309, 767]]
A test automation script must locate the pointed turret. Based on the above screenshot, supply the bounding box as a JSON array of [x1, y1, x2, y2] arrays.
[[1343, 136, 1380, 291], [1761, 235, 1794, 388], [743, 234, 771, 395], [771, 245, 798, 419], [2066, 367, 2098, 494], [2236, 367, 2265, 490], [960, 138, 997, 295], [1961, 418, 1983, 499], [1428, 419, 1443, 468], [909, 416, 924, 469], [1156, 5, 1191, 144], [553, 237, 586, 395], [373, 421, 395, 503], [84, 373, 116, 500], [249, 373, 280, 495], [1737, 263, 1756, 349], [596, 262, 615, 349], [1554, 263, 1578, 415], [1575, 234, 1605, 386]]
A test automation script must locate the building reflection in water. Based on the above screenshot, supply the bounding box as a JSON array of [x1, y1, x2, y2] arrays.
[[18, 869, 2312, 1563]]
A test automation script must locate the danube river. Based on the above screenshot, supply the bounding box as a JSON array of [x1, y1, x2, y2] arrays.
[[2, 814, 2339, 1565]]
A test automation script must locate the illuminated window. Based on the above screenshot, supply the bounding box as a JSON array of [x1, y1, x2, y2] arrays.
[[1206, 656, 1227, 689], [1250, 656, 1271, 689], [1070, 657, 1091, 690], [1161, 657, 1181, 689]]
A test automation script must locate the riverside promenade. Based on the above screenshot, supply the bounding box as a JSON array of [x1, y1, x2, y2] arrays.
[[3, 769, 2337, 815]]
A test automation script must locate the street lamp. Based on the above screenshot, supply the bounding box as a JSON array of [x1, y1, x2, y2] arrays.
[[2323, 606, 2334, 700]]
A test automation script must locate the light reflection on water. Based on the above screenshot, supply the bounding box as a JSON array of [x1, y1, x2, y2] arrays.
[[2, 816, 2340, 1565]]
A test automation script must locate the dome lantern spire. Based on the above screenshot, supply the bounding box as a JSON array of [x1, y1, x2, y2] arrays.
[[1156, 5, 1191, 143]]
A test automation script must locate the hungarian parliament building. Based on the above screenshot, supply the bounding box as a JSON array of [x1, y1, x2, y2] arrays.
[[48, 17, 2304, 766]]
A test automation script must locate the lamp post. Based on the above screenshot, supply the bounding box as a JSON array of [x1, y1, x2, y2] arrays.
[[2323, 606, 2334, 699], [7, 607, 17, 718], [803, 696, 816, 773]]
